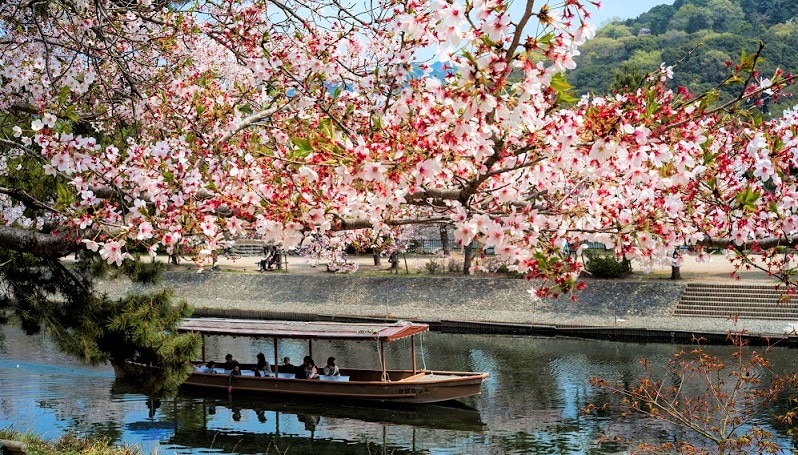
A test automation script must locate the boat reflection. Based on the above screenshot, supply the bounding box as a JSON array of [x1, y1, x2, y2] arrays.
[[114, 380, 485, 454]]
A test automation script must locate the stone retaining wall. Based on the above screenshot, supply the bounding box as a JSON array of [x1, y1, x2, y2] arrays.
[[100, 272, 686, 325]]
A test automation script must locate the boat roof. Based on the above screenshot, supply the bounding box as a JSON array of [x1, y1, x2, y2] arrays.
[[178, 318, 429, 342]]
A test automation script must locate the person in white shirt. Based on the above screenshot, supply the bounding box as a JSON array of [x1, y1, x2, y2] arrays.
[[323, 356, 340, 376]]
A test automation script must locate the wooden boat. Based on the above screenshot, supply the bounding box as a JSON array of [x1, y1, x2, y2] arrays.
[[173, 318, 488, 404]]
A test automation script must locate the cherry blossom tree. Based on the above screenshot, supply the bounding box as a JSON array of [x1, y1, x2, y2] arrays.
[[1, 0, 798, 384]]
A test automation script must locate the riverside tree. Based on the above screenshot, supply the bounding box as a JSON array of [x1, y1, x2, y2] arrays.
[[0, 0, 797, 383]]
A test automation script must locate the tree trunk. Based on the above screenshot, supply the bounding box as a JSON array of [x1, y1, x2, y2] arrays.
[[463, 241, 473, 275], [373, 251, 381, 266], [439, 224, 451, 257]]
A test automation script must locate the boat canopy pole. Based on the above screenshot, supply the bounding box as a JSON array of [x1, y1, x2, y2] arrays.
[[201, 334, 206, 362], [273, 338, 279, 375], [308, 339, 313, 361], [411, 335, 417, 374], [380, 340, 388, 382]]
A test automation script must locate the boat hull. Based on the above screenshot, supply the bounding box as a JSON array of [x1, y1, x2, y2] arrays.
[[117, 362, 487, 404], [184, 370, 487, 404]]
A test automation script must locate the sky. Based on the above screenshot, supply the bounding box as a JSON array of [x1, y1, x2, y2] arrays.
[[587, 0, 675, 26]]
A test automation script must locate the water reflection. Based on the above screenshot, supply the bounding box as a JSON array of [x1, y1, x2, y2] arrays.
[[151, 392, 481, 454], [2, 324, 798, 453]]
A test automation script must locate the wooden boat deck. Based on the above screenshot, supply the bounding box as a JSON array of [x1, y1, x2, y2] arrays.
[[400, 372, 466, 382]]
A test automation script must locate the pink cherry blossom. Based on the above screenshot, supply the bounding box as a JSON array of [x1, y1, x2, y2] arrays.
[[99, 240, 125, 266], [1, 0, 797, 294]]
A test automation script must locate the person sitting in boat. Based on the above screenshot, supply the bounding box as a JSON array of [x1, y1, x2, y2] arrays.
[[229, 364, 242, 376], [254, 352, 271, 377], [279, 357, 294, 376], [323, 357, 340, 376], [222, 353, 239, 371], [200, 360, 216, 373], [295, 356, 318, 379]]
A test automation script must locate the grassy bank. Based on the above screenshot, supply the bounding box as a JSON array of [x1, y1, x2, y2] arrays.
[[0, 430, 141, 455]]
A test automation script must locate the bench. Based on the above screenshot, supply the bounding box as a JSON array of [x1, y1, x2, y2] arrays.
[[318, 375, 350, 382]]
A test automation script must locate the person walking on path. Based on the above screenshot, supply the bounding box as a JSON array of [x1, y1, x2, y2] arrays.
[[388, 250, 400, 274]]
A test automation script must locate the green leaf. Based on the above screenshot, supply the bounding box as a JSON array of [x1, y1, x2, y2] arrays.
[[319, 118, 335, 139], [55, 182, 74, 209], [64, 105, 79, 122], [725, 75, 744, 85], [551, 73, 577, 104], [291, 137, 312, 151], [549, 73, 572, 92], [162, 169, 175, 183], [699, 90, 719, 112], [646, 88, 659, 118], [58, 86, 71, 105], [537, 32, 554, 46], [735, 187, 760, 211], [556, 91, 579, 104], [462, 51, 476, 66], [290, 137, 313, 159]]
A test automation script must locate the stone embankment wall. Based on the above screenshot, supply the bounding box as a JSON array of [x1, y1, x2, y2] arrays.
[[100, 272, 686, 328]]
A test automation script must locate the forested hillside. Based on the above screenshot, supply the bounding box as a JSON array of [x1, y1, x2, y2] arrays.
[[570, 0, 798, 112]]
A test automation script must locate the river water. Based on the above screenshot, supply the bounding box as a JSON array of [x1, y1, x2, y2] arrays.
[[2, 324, 798, 454]]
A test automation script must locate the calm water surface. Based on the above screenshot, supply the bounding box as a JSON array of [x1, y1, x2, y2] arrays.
[[2, 324, 798, 454]]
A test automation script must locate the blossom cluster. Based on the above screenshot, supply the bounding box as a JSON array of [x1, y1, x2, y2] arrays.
[[1, 0, 797, 292]]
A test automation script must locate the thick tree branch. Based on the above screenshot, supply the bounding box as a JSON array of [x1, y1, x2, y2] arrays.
[[0, 225, 80, 258], [404, 188, 462, 204], [333, 216, 450, 231], [505, 0, 536, 61], [697, 235, 798, 251]]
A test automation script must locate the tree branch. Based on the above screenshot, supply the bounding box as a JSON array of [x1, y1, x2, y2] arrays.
[[0, 186, 58, 213], [333, 216, 450, 231], [404, 188, 463, 204], [505, 0, 536, 61], [0, 226, 80, 258], [216, 102, 291, 145], [697, 235, 798, 251]]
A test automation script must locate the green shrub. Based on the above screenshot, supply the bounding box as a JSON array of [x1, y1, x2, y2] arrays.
[[583, 249, 632, 278], [424, 259, 442, 274]]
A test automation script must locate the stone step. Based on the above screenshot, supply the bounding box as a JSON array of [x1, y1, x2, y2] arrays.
[[676, 308, 798, 317], [678, 304, 797, 312], [681, 295, 798, 305], [674, 306, 798, 315], [682, 286, 785, 292], [682, 288, 785, 295], [685, 283, 784, 289], [684, 287, 785, 294], [675, 283, 798, 321], [673, 312, 798, 321]]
